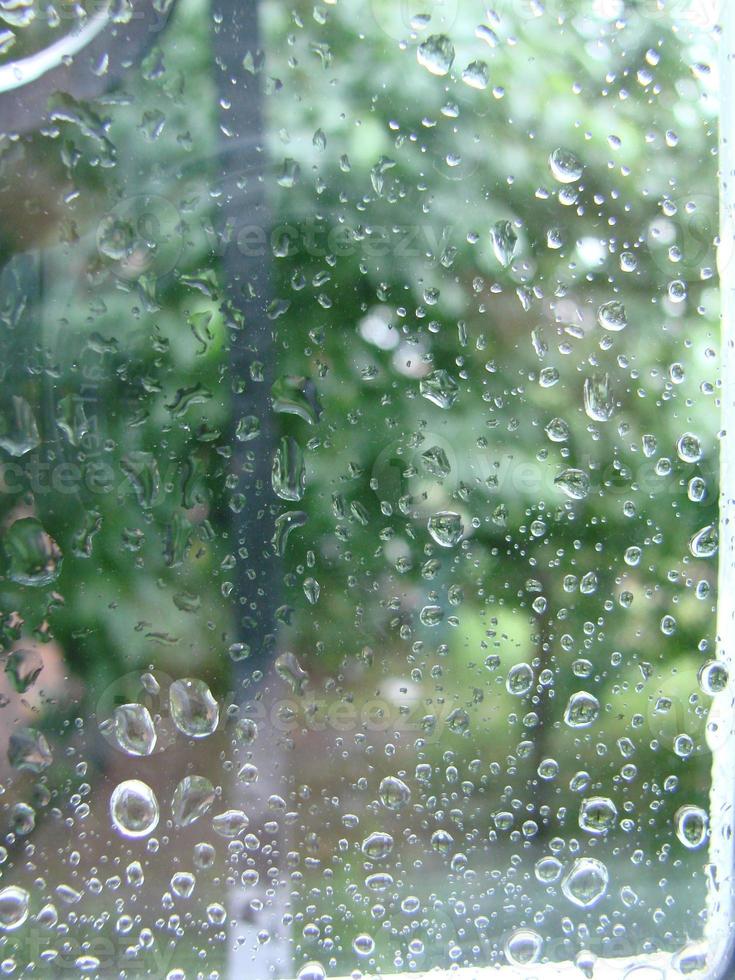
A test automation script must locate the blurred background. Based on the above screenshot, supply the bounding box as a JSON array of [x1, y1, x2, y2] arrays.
[[0, 0, 723, 975]]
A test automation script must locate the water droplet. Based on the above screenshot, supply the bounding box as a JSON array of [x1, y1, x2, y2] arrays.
[[420, 604, 444, 626], [272, 436, 306, 501], [675, 805, 708, 849], [0, 396, 40, 457], [112, 704, 157, 756], [5, 647, 42, 693], [427, 511, 463, 547], [212, 809, 249, 838], [677, 432, 702, 463], [555, 468, 590, 500], [297, 963, 326, 980], [698, 660, 728, 695], [535, 856, 563, 882], [597, 300, 628, 332], [669, 279, 687, 303], [505, 927, 543, 966], [549, 147, 584, 183], [379, 775, 411, 810], [169, 679, 219, 738], [8, 727, 52, 772], [271, 375, 322, 424], [545, 417, 570, 442], [584, 373, 615, 422], [171, 871, 196, 898], [110, 780, 159, 838], [341, 930, 372, 959], [447, 707, 470, 734], [420, 369, 459, 409], [491, 220, 518, 268], [0, 886, 29, 931], [417, 34, 455, 76], [564, 691, 600, 729], [172, 776, 215, 828], [275, 651, 309, 695], [303, 577, 320, 604], [561, 857, 608, 907], [506, 662, 534, 696], [689, 523, 717, 558], [579, 796, 618, 835], [361, 831, 394, 860], [421, 445, 451, 478], [4, 517, 62, 587], [462, 59, 488, 89]]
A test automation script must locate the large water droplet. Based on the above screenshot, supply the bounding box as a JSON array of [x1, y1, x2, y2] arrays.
[[8, 726, 52, 772], [420, 369, 459, 409], [169, 679, 219, 738], [505, 927, 543, 966], [545, 417, 570, 443], [462, 59, 488, 89], [110, 779, 159, 838], [579, 796, 617, 835], [5, 647, 42, 693], [362, 831, 394, 860], [675, 805, 708, 849], [583, 373, 615, 422], [113, 704, 157, 756], [272, 436, 306, 501], [689, 523, 717, 558], [491, 220, 518, 268], [677, 432, 702, 463], [555, 468, 590, 500], [4, 518, 62, 587], [597, 300, 628, 332], [0, 886, 29, 931], [698, 660, 728, 695], [172, 775, 215, 828], [549, 147, 584, 183], [506, 662, 534, 696], [427, 511, 463, 547], [561, 857, 608, 907], [275, 651, 309, 695], [271, 375, 322, 424], [564, 691, 600, 729], [379, 775, 411, 810], [417, 34, 455, 76], [0, 396, 40, 457]]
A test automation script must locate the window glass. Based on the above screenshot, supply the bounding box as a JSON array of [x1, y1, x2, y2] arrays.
[[0, 0, 724, 977]]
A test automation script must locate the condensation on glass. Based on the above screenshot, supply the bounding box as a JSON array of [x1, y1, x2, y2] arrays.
[[0, 1, 730, 978]]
